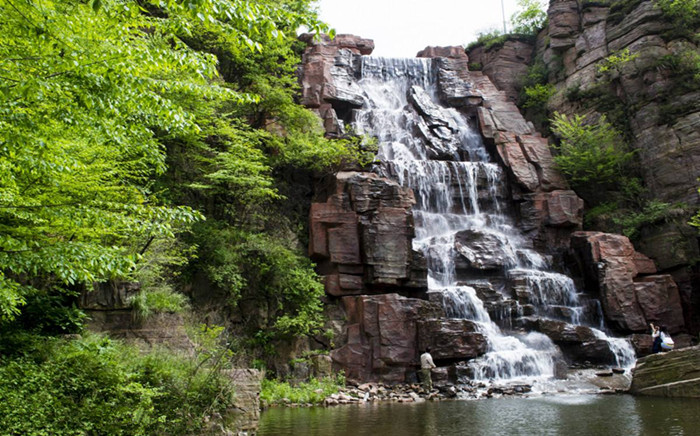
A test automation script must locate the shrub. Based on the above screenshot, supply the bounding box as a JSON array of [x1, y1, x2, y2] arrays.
[[130, 289, 190, 320], [522, 83, 556, 108], [260, 374, 345, 407], [691, 185, 700, 230], [550, 112, 636, 189], [0, 334, 235, 435]]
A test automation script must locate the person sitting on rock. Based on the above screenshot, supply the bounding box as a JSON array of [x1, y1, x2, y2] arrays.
[[420, 347, 436, 391], [650, 322, 661, 353], [660, 325, 675, 352]]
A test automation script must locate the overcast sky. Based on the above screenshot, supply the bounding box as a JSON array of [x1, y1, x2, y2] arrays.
[[314, 0, 524, 57]]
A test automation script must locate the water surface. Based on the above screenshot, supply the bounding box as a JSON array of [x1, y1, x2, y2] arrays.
[[258, 395, 700, 436]]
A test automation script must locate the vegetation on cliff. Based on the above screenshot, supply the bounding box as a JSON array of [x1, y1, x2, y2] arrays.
[[466, 0, 547, 51]]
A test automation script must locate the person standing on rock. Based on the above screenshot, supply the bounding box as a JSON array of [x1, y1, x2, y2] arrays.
[[650, 322, 661, 353], [420, 347, 436, 391]]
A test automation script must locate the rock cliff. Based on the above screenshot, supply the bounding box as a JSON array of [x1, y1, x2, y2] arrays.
[[299, 34, 632, 383], [467, 0, 700, 337]]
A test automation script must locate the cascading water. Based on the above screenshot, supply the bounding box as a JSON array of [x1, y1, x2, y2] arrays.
[[352, 56, 635, 384]]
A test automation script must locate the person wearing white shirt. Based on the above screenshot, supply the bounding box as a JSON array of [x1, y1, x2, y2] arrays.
[[420, 348, 436, 391]]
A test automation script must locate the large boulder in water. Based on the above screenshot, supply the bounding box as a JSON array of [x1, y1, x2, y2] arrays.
[[630, 345, 700, 398], [453, 229, 515, 270], [520, 318, 617, 365], [417, 319, 488, 361]]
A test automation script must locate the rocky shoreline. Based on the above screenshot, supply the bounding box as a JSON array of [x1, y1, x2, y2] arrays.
[[271, 367, 632, 409]]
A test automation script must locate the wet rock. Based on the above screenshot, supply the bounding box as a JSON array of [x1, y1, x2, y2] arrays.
[[408, 85, 450, 129], [417, 319, 488, 361], [453, 229, 514, 270], [630, 345, 700, 398], [530, 318, 618, 365]]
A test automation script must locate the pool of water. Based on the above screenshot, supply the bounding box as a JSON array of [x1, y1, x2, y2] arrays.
[[258, 395, 700, 435]]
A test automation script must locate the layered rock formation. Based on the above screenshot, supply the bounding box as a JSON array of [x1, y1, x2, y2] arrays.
[[309, 171, 426, 296], [300, 34, 601, 383], [467, 0, 699, 336], [630, 345, 700, 398], [571, 231, 684, 336]]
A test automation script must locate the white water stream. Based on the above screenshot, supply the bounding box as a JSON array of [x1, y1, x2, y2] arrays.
[[352, 56, 635, 383]]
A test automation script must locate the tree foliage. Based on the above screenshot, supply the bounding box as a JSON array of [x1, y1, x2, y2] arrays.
[[511, 0, 548, 35], [1, 0, 354, 374], [0, 333, 236, 435], [655, 0, 700, 28], [550, 112, 636, 189]]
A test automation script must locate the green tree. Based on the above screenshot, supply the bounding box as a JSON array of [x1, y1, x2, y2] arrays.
[[550, 112, 636, 190], [511, 0, 548, 35], [0, 0, 331, 321]]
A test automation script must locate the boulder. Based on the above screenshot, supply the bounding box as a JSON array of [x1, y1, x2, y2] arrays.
[[630, 345, 700, 398], [531, 318, 617, 364], [453, 229, 514, 270]]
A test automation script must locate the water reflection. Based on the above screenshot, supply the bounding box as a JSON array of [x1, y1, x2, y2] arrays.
[[258, 396, 700, 436]]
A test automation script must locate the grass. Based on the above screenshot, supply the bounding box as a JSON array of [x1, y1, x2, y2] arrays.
[[260, 374, 346, 407]]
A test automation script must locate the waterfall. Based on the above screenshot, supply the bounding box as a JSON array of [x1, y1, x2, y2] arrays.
[[352, 56, 634, 383]]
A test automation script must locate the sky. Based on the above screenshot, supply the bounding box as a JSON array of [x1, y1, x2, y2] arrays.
[[315, 0, 523, 58]]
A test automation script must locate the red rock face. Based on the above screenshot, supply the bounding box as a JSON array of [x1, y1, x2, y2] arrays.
[[298, 33, 375, 135], [571, 231, 684, 334], [468, 39, 535, 103], [417, 319, 487, 361], [309, 172, 426, 296], [331, 294, 443, 383]]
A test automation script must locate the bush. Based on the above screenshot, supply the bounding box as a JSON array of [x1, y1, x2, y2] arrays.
[[522, 83, 556, 108], [130, 289, 190, 320], [0, 334, 235, 435], [466, 30, 509, 51], [550, 112, 636, 190], [260, 374, 345, 407]]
